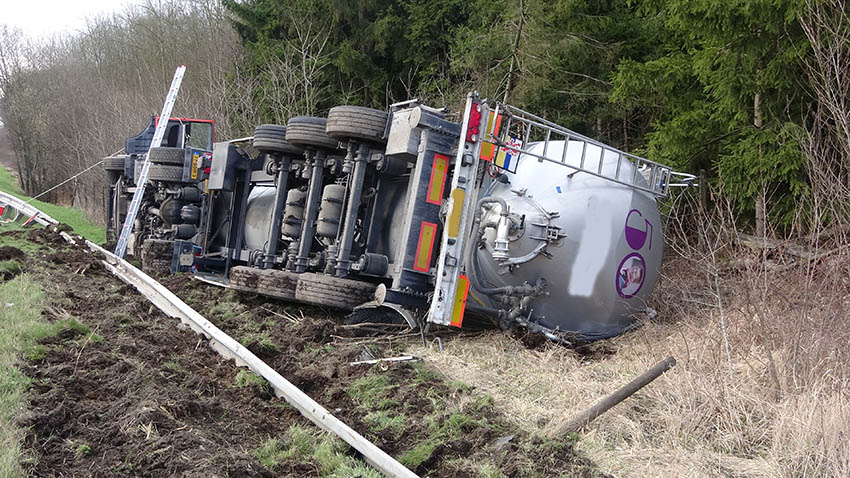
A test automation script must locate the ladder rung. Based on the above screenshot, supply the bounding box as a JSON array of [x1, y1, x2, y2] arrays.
[[561, 136, 569, 164], [579, 141, 587, 170], [615, 153, 622, 181], [597, 147, 604, 174]]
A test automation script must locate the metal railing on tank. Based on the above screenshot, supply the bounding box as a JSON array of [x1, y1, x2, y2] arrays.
[[481, 102, 697, 197]]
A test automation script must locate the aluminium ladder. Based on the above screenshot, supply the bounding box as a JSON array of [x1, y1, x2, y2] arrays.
[[114, 66, 186, 258]]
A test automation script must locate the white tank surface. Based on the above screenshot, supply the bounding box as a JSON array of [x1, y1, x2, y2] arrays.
[[243, 186, 276, 251], [473, 140, 663, 339]]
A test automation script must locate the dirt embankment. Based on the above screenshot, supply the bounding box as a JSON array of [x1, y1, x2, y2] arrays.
[[3, 228, 606, 477]]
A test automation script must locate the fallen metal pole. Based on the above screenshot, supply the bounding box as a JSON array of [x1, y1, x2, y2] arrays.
[[552, 356, 676, 437], [350, 355, 421, 366]]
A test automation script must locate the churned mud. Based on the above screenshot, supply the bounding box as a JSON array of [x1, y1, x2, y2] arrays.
[[3, 228, 606, 477]]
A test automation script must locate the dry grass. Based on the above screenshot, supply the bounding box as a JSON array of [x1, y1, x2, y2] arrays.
[[412, 217, 850, 477]]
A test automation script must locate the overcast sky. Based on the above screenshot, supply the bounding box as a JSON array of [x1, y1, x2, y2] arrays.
[[1, 0, 137, 39]]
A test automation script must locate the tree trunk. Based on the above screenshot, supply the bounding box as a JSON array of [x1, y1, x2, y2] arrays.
[[754, 92, 766, 237], [502, 0, 526, 104]]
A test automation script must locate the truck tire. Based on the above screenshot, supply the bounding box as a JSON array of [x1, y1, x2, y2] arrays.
[[149, 147, 186, 165], [229, 266, 298, 300], [102, 155, 128, 171], [140, 239, 173, 275], [147, 164, 184, 182], [295, 273, 377, 310], [253, 124, 304, 156], [326, 106, 388, 144], [285, 116, 340, 150]]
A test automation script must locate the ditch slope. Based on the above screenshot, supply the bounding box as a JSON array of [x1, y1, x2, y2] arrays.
[[2, 227, 606, 477]]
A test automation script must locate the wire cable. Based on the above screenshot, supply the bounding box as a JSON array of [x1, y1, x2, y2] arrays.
[[25, 147, 125, 204]]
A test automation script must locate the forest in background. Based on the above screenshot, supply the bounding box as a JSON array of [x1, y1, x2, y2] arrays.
[[0, 0, 848, 236]]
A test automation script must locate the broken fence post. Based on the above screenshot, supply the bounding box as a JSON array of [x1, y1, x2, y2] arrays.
[[553, 356, 677, 437]]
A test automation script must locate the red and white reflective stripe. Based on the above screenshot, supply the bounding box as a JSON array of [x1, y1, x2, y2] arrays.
[[21, 213, 39, 227]]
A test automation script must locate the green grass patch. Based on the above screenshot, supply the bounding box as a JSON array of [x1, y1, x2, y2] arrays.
[[346, 374, 397, 410], [0, 166, 104, 243], [23, 344, 48, 362], [234, 370, 267, 388], [240, 330, 279, 354], [398, 414, 478, 469], [305, 343, 334, 356], [0, 234, 45, 254], [74, 443, 92, 459], [163, 359, 187, 375], [0, 260, 22, 279], [0, 275, 45, 477], [476, 463, 506, 478], [208, 300, 239, 319], [398, 404, 487, 469], [363, 410, 406, 437], [234, 370, 272, 397], [253, 425, 381, 477]]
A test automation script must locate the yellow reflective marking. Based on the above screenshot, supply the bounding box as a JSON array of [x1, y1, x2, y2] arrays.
[[447, 188, 465, 238], [426, 154, 449, 205], [414, 222, 437, 272], [450, 275, 469, 327], [190, 152, 200, 179]]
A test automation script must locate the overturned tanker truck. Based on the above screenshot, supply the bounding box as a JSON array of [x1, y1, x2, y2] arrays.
[[106, 94, 693, 342]]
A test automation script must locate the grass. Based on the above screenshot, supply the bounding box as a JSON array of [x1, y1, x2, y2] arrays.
[[0, 165, 104, 243], [0, 235, 44, 254], [346, 374, 397, 410], [253, 425, 381, 477], [162, 359, 187, 375], [346, 367, 514, 473], [234, 370, 269, 389], [0, 274, 100, 477], [409, 255, 850, 477], [0, 275, 45, 477], [363, 410, 406, 437], [234, 370, 274, 398], [398, 410, 483, 469], [74, 444, 92, 459], [0, 260, 22, 279], [240, 330, 279, 354]]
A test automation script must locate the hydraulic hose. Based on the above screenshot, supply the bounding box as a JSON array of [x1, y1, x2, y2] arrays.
[[466, 197, 515, 296]]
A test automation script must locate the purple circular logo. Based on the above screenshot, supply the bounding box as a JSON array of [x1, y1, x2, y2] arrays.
[[625, 209, 648, 250], [616, 252, 646, 299]]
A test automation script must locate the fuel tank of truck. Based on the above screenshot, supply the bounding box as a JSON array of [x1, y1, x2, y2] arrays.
[[473, 140, 663, 339]]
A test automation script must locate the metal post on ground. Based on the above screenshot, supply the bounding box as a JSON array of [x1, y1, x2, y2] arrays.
[[551, 356, 677, 437]]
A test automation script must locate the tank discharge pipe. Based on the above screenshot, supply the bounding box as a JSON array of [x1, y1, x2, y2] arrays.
[[295, 151, 326, 273], [335, 143, 369, 277], [467, 197, 516, 295]]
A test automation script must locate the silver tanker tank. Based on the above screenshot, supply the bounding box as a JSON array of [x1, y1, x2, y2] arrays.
[[472, 140, 663, 339]]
